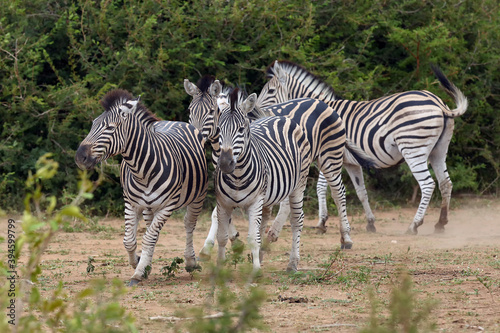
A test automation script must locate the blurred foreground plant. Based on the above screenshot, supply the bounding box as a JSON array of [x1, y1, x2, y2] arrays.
[[360, 271, 437, 333], [178, 241, 267, 333], [0, 153, 136, 332]]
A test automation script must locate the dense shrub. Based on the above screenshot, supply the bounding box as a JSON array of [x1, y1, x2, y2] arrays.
[[1, 0, 499, 214]]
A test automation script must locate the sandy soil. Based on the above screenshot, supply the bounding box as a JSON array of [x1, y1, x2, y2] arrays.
[[3, 197, 500, 332]]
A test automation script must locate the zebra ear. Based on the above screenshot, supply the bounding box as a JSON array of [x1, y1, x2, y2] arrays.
[[217, 94, 229, 110], [119, 97, 140, 117], [209, 80, 222, 97], [242, 93, 257, 114], [184, 79, 200, 97]]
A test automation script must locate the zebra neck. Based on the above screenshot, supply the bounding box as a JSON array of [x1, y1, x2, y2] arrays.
[[121, 120, 159, 181], [231, 139, 260, 178]]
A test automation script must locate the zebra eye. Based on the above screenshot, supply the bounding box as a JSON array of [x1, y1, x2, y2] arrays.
[[268, 88, 276, 94], [238, 126, 245, 134], [107, 125, 116, 132]]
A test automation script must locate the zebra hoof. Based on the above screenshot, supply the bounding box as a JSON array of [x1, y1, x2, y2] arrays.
[[366, 224, 376, 233], [405, 228, 418, 235], [341, 243, 353, 250], [229, 232, 240, 242], [186, 264, 202, 273], [434, 225, 445, 234], [315, 226, 327, 234], [199, 244, 213, 261], [128, 278, 141, 287]]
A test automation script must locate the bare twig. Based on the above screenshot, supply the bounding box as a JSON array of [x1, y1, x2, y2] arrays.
[[149, 312, 226, 322]]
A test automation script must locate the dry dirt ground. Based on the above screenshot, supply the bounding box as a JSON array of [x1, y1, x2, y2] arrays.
[[3, 197, 500, 332]]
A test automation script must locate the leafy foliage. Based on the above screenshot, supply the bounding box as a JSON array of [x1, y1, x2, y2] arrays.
[[0, 154, 136, 332], [1, 0, 499, 214]]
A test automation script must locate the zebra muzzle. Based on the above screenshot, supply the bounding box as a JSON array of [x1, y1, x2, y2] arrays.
[[219, 148, 236, 174], [75, 144, 97, 170]]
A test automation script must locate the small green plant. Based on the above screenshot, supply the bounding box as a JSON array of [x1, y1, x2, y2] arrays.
[[160, 257, 185, 278], [142, 265, 152, 279], [87, 256, 96, 275], [360, 271, 438, 333]]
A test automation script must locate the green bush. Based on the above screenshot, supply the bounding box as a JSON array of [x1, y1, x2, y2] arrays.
[[1, 0, 499, 215]]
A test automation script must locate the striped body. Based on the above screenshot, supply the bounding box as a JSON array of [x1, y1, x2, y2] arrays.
[[215, 89, 311, 272], [75, 89, 208, 284], [257, 98, 361, 247], [256, 61, 468, 234]]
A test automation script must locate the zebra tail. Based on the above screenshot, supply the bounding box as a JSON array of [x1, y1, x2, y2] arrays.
[[343, 139, 376, 169], [431, 64, 468, 118]]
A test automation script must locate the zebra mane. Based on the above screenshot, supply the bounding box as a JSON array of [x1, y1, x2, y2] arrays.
[[229, 87, 247, 112], [101, 89, 134, 111], [101, 89, 159, 123], [196, 75, 216, 93], [266, 60, 338, 101]]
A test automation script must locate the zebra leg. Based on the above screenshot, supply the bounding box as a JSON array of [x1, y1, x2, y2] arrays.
[[316, 172, 329, 230], [200, 207, 240, 261], [184, 197, 204, 272], [143, 209, 154, 229], [429, 120, 454, 233], [199, 207, 218, 260], [267, 198, 290, 242], [247, 198, 265, 273], [322, 169, 353, 249], [259, 205, 272, 263], [344, 163, 376, 232], [405, 157, 436, 235], [216, 204, 233, 265], [130, 208, 173, 285], [286, 190, 305, 272], [123, 203, 141, 269]]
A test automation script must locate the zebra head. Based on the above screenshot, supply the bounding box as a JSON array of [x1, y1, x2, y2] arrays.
[[184, 75, 223, 143], [75, 89, 141, 170], [217, 88, 256, 174], [255, 60, 290, 110]]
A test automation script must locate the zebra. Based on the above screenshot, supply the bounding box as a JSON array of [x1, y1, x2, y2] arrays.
[[215, 88, 312, 272], [75, 89, 208, 285], [185, 76, 372, 251], [184, 76, 240, 257], [256, 60, 468, 235]]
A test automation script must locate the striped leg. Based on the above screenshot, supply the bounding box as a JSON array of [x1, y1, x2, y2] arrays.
[[247, 197, 265, 272], [200, 207, 240, 260], [184, 195, 205, 272], [123, 202, 141, 269], [429, 119, 455, 233], [267, 198, 290, 242], [321, 169, 353, 249], [316, 172, 329, 230], [344, 163, 376, 232], [216, 204, 233, 265], [130, 207, 173, 284], [143, 209, 153, 229], [286, 190, 305, 272], [404, 155, 435, 235], [259, 205, 272, 263]]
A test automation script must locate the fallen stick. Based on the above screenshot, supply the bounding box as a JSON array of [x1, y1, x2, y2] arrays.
[[149, 312, 227, 322]]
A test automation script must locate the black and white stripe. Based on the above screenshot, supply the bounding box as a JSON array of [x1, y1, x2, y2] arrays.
[[75, 89, 208, 285], [257, 61, 468, 234], [215, 88, 312, 272]]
